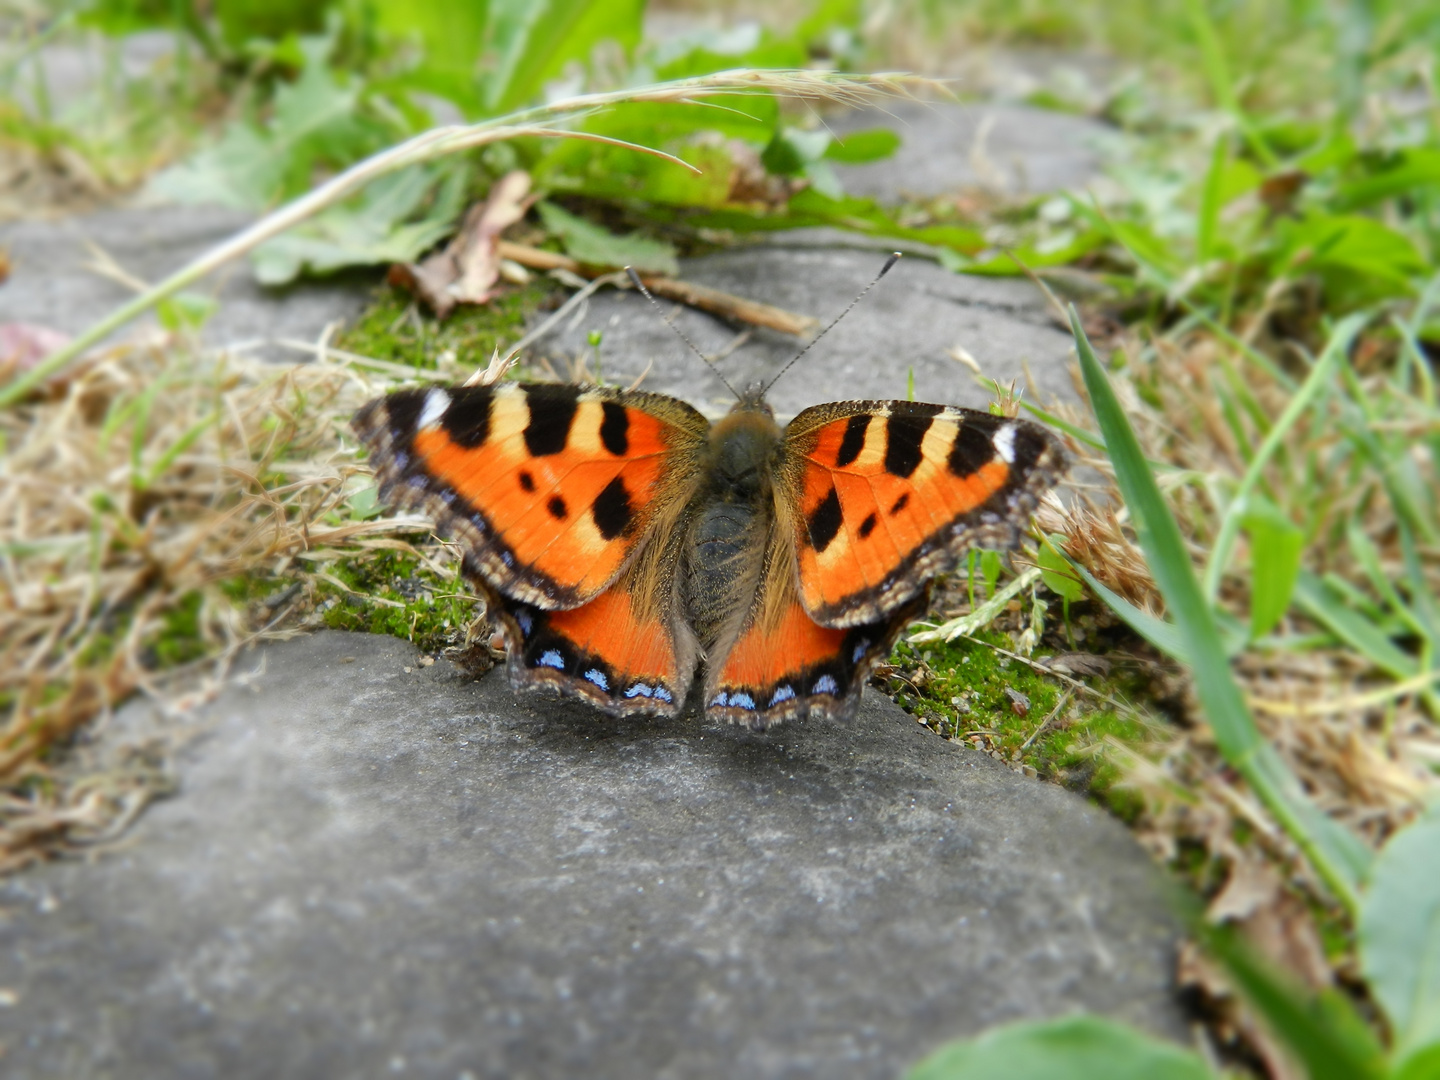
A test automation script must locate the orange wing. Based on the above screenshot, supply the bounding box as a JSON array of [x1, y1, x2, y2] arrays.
[[482, 556, 698, 717], [777, 401, 1066, 627], [353, 382, 709, 609], [705, 571, 922, 729]]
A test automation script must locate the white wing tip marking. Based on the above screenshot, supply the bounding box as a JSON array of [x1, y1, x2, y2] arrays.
[[992, 423, 1017, 464], [419, 388, 451, 429]]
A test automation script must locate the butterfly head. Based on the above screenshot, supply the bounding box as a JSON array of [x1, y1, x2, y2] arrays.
[[733, 380, 775, 418]]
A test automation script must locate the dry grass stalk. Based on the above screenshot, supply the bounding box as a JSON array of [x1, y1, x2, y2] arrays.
[[0, 329, 435, 869]]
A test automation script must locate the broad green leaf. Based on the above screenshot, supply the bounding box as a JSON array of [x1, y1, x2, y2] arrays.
[[149, 38, 372, 210], [251, 161, 468, 285], [824, 127, 900, 164], [1037, 537, 1084, 604], [370, 0, 491, 113], [1337, 148, 1440, 210], [537, 202, 679, 276], [1276, 213, 1426, 302], [904, 1015, 1213, 1080], [485, 0, 644, 115], [1071, 310, 1370, 911], [1242, 497, 1303, 640], [1359, 803, 1440, 1070], [1204, 925, 1388, 1080]]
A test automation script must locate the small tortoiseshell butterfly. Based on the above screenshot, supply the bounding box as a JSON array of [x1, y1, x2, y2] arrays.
[[352, 262, 1066, 729]]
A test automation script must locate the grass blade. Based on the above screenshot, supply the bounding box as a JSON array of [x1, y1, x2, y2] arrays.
[[1071, 307, 1370, 911], [1201, 313, 1366, 605]]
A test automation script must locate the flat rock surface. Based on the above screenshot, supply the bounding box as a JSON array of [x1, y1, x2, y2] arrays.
[[534, 247, 1077, 419], [1, 632, 1182, 1079], [829, 101, 1110, 202], [0, 204, 371, 358]]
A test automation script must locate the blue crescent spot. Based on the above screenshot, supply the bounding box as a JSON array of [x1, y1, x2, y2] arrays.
[[392, 451, 409, 470], [407, 474, 428, 490], [852, 640, 870, 663], [584, 669, 609, 690], [728, 692, 756, 710], [440, 489, 457, 504], [515, 611, 533, 636], [624, 683, 653, 698], [501, 551, 515, 568], [710, 692, 728, 707], [537, 650, 565, 670], [654, 687, 673, 703], [768, 685, 795, 707], [813, 674, 839, 695]]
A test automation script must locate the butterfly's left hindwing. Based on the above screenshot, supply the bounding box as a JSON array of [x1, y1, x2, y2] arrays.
[[776, 401, 1066, 628]]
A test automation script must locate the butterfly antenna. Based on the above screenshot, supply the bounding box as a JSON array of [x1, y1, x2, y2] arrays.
[[625, 267, 740, 400], [761, 251, 901, 396]]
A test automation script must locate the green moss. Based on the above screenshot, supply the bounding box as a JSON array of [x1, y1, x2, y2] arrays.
[[888, 629, 1155, 819], [150, 590, 209, 668], [314, 550, 479, 654], [337, 279, 564, 369]]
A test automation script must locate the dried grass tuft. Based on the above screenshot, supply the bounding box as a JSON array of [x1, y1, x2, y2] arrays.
[[0, 331, 436, 870]]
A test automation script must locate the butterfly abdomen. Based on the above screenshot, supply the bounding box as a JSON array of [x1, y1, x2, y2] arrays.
[[682, 407, 783, 651]]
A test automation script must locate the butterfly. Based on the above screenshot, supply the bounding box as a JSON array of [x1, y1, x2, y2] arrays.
[[352, 272, 1066, 730]]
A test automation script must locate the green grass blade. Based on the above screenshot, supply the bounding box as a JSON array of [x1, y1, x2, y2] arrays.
[[1196, 134, 1227, 262], [1203, 924, 1388, 1080], [1201, 313, 1366, 605], [1243, 498, 1304, 640], [1071, 307, 1370, 911], [1293, 571, 1419, 681]]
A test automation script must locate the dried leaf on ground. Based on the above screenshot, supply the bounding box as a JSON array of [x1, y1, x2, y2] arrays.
[[389, 171, 534, 318]]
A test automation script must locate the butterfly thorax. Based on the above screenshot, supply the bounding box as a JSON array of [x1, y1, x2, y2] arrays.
[[683, 405, 783, 651]]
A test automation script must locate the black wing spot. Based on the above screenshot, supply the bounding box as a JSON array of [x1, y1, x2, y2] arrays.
[[441, 386, 495, 449], [518, 471, 536, 492], [884, 413, 932, 478], [599, 401, 629, 456], [947, 421, 996, 478], [523, 384, 581, 457], [835, 414, 870, 468], [890, 492, 910, 515], [807, 487, 843, 553], [858, 512, 878, 539], [547, 495, 568, 520], [592, 477, 634, 540]]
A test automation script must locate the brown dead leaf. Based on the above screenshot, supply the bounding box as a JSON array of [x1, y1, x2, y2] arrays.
[[0, 247, 9, 285], [390, 171, 534, 319], [1003, 686, 1030, 716], [1040, 652, 1113, 678]]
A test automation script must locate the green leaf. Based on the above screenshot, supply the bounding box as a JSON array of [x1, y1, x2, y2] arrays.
[[537, 202, 679, 276], [149, 37, 374, 210], [1277, 213, 1427, 302], [1359, 803, 1440, 1071], [904, 1015, 1214, 1080], [1037, 536, 1084, 604], [155, 291, 218, 333], [370, 0, 491, 114], [251, 161, 469, 285], [1336, 148, 1440, 210], [1204, 925, 1388, 1080], [485, 0, 644, 114], [1071, 309, 1370, 912], [1242, 497, 1304, 640], [824, 127, 900, 164]]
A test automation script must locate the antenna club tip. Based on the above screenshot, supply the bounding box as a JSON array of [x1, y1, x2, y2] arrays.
[[880, 251, 902, 275]]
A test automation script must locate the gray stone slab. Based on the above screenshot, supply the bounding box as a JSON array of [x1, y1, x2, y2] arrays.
[[535, 246, 1075, 418], [0, 205, 371, 359], [829, 101, 1110, 202], [0, 631, 1183, 1080]]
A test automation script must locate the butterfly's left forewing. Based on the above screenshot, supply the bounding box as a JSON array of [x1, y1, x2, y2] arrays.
[[776, 401, 1066, 628]]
